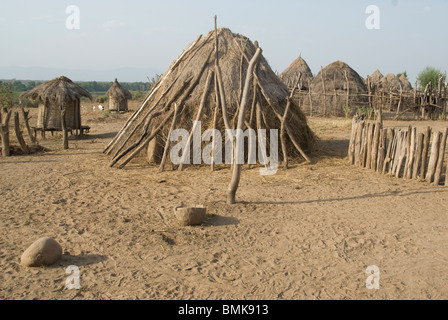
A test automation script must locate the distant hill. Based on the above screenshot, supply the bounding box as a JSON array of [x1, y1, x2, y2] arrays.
[[0, 66, 162, 82]]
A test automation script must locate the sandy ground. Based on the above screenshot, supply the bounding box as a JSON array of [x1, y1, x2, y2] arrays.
[[0, 103, 447, 300]]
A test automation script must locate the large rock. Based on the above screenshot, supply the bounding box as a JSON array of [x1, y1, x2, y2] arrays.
[[21, 237, 62, 267]]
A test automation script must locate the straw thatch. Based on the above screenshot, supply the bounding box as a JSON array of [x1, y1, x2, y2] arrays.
[[381, 73, 403, 93], [20, 76, 92, 130], [279, 55, 314, 90], [311, 61, 367, 92], [107, 78, 132, 112], [105, 28, 316, 169], [367, 69, 383, 90], [399, 74, 413, 91]]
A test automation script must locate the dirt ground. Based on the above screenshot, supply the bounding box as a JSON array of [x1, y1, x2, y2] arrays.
[[1, 103, 447, 300]]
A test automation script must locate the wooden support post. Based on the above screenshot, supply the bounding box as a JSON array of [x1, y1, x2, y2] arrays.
[[344, 70, 350, 114], [421, 127, 431, 177], [434, 128, 448, 185], [405, 127, 417, 179], [425, 131, 441, 183], [60, 106, 69, 150], [354, 121, 365, 166], [0, 109, 12, 157], [321, 67, 327, 116], [366, 123, 374, 169], [395, 131, 407, 178], [227, 47, 262, 205], [383, 128, 394, 174], [377, 128, 387, 172], [21, 108, 36, 144], [391, 130, 403, 175], [361, 123, 370, 168], [14, 112, 29, 154], [281, 98, 292, 169], [348, 117, 358, 165], [412, 133, 424, 179], [371, 122, 380, 171], [160, 103, 181, 172]]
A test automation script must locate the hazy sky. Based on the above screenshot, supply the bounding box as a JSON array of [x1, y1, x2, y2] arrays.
[[0, 0, 447, 83]]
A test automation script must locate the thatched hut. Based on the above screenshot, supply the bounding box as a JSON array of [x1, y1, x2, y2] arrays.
[[303, 61, 367, 116], [20, 76, 92, 132], [367, 69, 384, 90], [279, 55, 314, 90], [381, 73, 403, 93], [105, 28, 315, 170], [107, 78, 132, 112], [399, 74, 413, 91]]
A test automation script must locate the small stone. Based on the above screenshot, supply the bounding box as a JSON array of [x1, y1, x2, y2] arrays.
[[20, 237, 63, 267]]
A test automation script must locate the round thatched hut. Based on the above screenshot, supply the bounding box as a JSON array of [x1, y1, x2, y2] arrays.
[[367, 69, 384, 90], [399, 74, 413, 91], [381, 73, 403, 93], [279, 55, 314, 90], [107, 78, 132, 112], [303, 61, 367, 116], [20, 76, 92, 132], [105, 28, 316, 169]]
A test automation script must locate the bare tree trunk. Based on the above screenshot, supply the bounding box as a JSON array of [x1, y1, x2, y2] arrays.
[[21, 108, 37, 144], [227, 47, 262, 205], [0, 109, 12, 157]]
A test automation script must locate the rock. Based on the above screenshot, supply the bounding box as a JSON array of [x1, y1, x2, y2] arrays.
[[20, 237, 63, 267]]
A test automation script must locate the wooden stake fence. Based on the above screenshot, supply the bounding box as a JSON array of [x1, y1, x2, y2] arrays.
[[348, 118, 448, 185]]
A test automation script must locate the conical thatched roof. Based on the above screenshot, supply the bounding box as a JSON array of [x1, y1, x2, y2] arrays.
[[20, 76, 92, 104], [279, 55, 314, 90], [105, 28, 315, 169], [367, 69, 383, 88], [399, 74, 413, 91], [107, 78, 132, 101], [310, 61, 367, 92], [381, 73, 402, 92]]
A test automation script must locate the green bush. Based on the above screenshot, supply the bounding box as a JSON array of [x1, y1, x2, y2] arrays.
[[417, 66, 446, 90]]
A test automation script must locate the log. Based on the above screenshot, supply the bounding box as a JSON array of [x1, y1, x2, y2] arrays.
[[14, 112, 29, 154], [361, 123, 370, 168], [366, 123, 374, 169], [21, 108, 36, 144], [60, 106, 69, 150], [433, 128, 448, 185], [405, 127, 416, 179], [425, 131, 441, 183], [348, 117, 358, 165], [412, 133, 424, 179], [382, 128, 394, 174], [354, 121, 365, 166], [403, 126, 412, 178], [421, 127, 431, 177], [179, 70, 214, 171], [371, 123, 380, 171], [227, 47, 262, 205], [0, 109, 12, 157], [377, 128, 387, 172]]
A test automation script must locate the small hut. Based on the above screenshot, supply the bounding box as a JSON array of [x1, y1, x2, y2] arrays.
[[20, 76, 92, 134], [367, 69, 384, 91], [104, 28, 316, 170], [381, 73, 403, 93], [280, 55, 314, 91], [107, 78, 132, 112], [399, 74, 413, 91], [305, 61, 367, 116]]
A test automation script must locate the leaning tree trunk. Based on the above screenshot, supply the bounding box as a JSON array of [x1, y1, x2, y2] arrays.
[[21, 108, 37, 144], [227, 47, 262, 205], [60, 106, 69, 150], [0, 109, 12, 157], [14, 112, 30, 154]]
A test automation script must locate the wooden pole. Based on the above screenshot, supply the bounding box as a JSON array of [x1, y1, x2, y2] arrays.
[[421, 127, 431, 177], [366, 123, 374, 169], [21, 108, 36, 144], [348, 117, 358, 165], [14, 112, 29, 154], [377, 128, 387, 172], [371, 122, 380, 171], [354, 121, 365, 166], [227, 47, 262, 205], [433, 127, 448, 185], [425, 131, 441, 183], [0, 109, 12, 157], [412, 133, 424, 179], [281, 98, 292, 169], [60, 106, 69, 150], [405, 127, 416, 179], [382, 129, 393, 173], [395, 131, 407, 178], [160, 103, 181, 172], [344, 70, 350, 114], [320, 67, 327, 116]]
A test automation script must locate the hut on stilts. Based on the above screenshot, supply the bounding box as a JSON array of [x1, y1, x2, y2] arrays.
[[104, 27, 316, 174], [107, 78, 132, 112], [20, 76, 92, 137]]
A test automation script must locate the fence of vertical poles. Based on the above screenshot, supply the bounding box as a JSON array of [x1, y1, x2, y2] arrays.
[[348, 117, 448, 186]]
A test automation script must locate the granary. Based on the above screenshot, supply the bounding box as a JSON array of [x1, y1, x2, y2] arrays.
[[367, 69, 384, 90], [381, 73, 403, 93], [20, 76, 92, 136], [107, 78, 132, 112], [279, 55, 314, 91], [304, 60, 367, 117], [399, 74, 413, 91], [104, 27, 316, 171]]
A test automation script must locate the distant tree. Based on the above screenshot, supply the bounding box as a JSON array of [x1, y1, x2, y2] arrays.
[[0, 81, 15, 109], [417, 66, 446, 90], [13, 80, 26, 92]]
